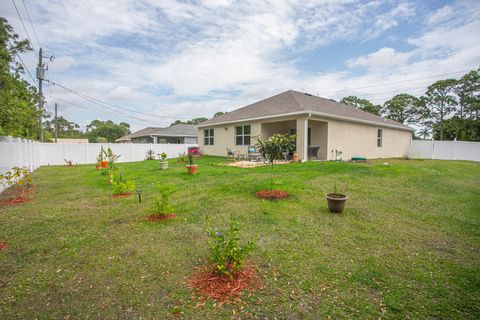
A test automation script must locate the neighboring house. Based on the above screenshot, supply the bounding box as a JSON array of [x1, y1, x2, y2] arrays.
[[116, 124, 198, 144], [56, 138, 89, 144], [197, 90, 413, 161]]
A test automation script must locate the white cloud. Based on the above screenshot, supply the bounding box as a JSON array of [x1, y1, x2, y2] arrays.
[[1, 0, 479, 131], [347, 47, 412, 70]]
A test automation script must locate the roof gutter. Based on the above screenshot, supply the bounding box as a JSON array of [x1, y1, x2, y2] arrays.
[[197, 111, 413, 131]]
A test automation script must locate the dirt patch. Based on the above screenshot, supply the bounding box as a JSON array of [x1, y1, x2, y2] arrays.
[[0, 242, 7, 250], [256, 189, 289, 200], [111, 192, 134, 198], [146, 213, 176, 222], [224, 160, 291, 168], [187, 265, 257, 301]]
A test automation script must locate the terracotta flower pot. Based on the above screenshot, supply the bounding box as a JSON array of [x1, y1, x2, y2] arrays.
[[292, 153, 300, 163], [100, 160, 109, 168], [187, 165, 198, 174], [325, 193, 348, 213]]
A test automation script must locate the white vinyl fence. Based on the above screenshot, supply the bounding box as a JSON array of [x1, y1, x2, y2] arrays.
[[0, 135, 197, 174], [407, 140, 480, 162]]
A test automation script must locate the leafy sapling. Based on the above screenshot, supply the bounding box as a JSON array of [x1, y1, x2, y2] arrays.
[[207, 215, 253, 277], [150, 183, 176, 215]]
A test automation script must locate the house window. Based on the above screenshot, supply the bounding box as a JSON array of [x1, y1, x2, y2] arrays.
[[377, 129, 383, 147], [204, 129, 214, 145], [235, 125, 251, 146]]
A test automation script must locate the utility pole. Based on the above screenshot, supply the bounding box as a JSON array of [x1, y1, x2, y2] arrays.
[[54, 102, 58, 143], [36, 47, 45, 142]]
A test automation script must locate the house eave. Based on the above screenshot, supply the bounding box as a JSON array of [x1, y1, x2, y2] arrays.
[[197, 111, 414, 131]]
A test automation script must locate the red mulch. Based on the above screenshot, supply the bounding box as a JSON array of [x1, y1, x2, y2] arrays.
[[0, 242, 7, 250], [146, 213, 176, 222], [111, 192, 134, 198], [187, 265, 257, 301], [1, 197, 29, 206], [256, 189, 289, 200]]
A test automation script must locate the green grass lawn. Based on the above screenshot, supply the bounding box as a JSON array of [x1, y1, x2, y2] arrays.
[[1, 157, 479, 319]]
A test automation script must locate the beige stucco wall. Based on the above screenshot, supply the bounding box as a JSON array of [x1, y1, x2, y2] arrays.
[[198, 121, 262, 156], [326, 118, 412, 160]]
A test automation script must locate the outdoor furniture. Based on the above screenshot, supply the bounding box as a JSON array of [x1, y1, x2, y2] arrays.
[[247, 146, 262, 162], [308, 146, 320, 160], [227, 148, 238, 162]]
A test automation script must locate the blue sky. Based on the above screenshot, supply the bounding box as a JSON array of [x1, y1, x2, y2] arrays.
[[2, 0, 479, 131]]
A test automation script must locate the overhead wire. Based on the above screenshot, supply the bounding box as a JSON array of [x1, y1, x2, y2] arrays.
[[314, 69, 470, 96], [48, 80, 194, 120], [20, 0, 42, 49], [7, 39, 38, 87], [11, 0, 38, 58]]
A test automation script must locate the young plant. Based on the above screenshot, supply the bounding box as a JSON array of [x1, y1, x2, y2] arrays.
[[98, 146, 105, 162], [177, 153, 187, 164], [112, 179, 136, 195], [0, 167, 32, 199], [158, 152, 167, 161], [104, 147, 121, 169], [64, 159, 74, 166], [255, 134, 295, 190], [208, 216, 253, 277], [145, 149, 156, 160], [187, 152, 200, 166], [150, 183, 176, 215]]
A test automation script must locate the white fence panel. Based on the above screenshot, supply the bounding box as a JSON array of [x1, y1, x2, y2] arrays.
[[408, 140, 480, 162], [0, 136, 198, 173]]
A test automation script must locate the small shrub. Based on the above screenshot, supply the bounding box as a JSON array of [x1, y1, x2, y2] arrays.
[[208, 216, 252, 277], [187, 152, 200, 166], [177, 153, 187, 164], [64, 159, 74, 166], [0, 167, 33, 199], [104, 147, 120, 169], [158, 152, 167, 161], [150, 183, 176, 215], [112, 179, 136, 195], [145, 149, 156, 160]]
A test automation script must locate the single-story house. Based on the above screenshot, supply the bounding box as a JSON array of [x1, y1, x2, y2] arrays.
[[116, 124, 198, 144], [197, 90, 413, 161]]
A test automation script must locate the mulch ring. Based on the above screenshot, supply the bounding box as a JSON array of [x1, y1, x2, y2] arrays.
[[0, 242, 7, 250], [0, 187, 36, 207], [146, 213, 176, 222], [256, 189, 289, 200], [1, 197, 29, 206], [187, 265, 257, 302], [111, 192, 134, 198]]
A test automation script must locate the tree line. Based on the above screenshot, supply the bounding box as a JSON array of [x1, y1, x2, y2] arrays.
[[340, 69, 479, 141]]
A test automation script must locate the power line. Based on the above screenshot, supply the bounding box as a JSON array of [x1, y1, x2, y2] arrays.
[[44, 93, 180, 127], [315, 69, 470, 96], [48, 80, 194, 120], [20, 0, 42, 49], [7, 39, 38, 86], [11, 0, 38, 58]]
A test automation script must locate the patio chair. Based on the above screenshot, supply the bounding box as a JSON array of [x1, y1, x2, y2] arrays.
[[308, 146, 320, 160], [247, 146, 262, 162], [227, 148, 236, 162]]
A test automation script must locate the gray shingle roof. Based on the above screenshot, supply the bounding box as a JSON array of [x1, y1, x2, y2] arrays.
[[198, 90, 412, 130], [116, 124, 197, 142]]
